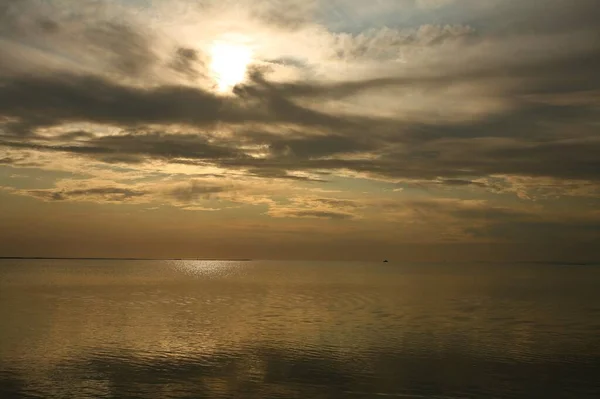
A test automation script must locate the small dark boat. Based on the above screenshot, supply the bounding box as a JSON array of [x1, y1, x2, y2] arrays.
[[383, 259, 389, 263]]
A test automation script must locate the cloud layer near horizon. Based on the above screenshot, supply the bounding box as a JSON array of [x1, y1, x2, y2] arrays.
[[1, 0, 599, 260]]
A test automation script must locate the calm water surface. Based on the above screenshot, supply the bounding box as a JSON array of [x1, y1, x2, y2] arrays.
[[1, 260, 599, 398]]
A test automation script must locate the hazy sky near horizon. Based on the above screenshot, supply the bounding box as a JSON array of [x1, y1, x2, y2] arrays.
[[0, 0, 599, 260]]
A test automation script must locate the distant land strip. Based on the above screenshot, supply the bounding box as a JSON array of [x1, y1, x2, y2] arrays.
[[0, 257, 253, 261]]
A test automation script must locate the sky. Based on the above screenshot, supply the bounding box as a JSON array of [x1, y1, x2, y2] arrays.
[[0, 0, 598, 261]]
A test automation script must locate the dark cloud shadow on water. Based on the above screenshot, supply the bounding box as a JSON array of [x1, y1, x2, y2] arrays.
[[1, 346, 599, 398]]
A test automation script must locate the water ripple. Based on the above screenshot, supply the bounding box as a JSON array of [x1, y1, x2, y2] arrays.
[[1, 260, 599, 398]]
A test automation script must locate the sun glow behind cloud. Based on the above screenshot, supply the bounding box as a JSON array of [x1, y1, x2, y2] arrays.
[[210, 41, 253, 92]]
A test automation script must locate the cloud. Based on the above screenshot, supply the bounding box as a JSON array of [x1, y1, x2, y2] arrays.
[[288, 210, 354, 220], [249, 0, 318, 30], [246, 168, 326, 182], [0, 0, 599, 259], [436, 179, 487, 187], [312, 198, 359, 208], [169, 47, 207, 81], [6, 178, 231, 207], [416, 0, 457, 9], [360, 197, 600, 244], [0, 75, 223, 130], [0, 131, 247, 167], [83, 22, 159, 77], [330, 24, 474, 61], [264, 195, 361, 221], [263, 132, 375, 159], [27, 187, 149, 203], [167, 181, 226, 202], [270, 209, 355, 220]]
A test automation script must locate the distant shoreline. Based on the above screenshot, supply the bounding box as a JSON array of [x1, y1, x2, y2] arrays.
[[0, 257, 253, 261]]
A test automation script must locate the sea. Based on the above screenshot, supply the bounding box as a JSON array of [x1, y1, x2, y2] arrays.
[[1, 259, 599, 398]]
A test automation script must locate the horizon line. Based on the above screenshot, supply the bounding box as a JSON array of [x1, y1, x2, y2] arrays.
[[0, 257, 598, 265], [0, 257, 253, 261]]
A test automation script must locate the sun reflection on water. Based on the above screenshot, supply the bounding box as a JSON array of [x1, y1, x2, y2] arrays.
[[169, 260, 244, 278]]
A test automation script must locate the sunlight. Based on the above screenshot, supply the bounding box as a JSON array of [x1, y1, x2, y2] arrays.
[[209, 41, 253, 92]]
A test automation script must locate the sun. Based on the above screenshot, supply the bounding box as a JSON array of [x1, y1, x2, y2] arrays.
[[209, 41, 253, 92]]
